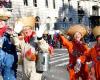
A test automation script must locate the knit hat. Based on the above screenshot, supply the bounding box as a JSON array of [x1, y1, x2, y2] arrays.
[[14, 21, 24, 33]]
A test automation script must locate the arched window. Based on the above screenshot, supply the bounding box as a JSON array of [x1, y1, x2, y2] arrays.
[[78, 6, 85, 23], [33, 0, 37, 7], [53, 0, 55, 9], [45, 0, 48, 8], [23, 0, 28, 6], [46, 17, 51, 30]]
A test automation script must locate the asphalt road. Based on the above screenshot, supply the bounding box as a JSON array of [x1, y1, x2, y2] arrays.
[[16, 48, 69, 80], [0, 42, 96, 80], [42, 49, 69, 80], [41, 66, 69, 80], [41, 42, 96, 80]]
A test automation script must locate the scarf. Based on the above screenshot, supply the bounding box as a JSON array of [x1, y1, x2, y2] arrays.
[[24, 32, 36, 43]]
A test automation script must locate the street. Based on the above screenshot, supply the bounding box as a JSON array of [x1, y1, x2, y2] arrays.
[[42, 49, 69, 80], [0, 42, 96, 80], [0, 0, 99, 79], [41, 42, 96, 80], [50, 49, 69, 67], [16, 48, 69, 80]]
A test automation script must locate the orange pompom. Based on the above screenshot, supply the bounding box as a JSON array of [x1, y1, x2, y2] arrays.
[[25, 48, 36, 61]]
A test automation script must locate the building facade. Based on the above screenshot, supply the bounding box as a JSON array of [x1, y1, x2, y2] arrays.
[[1, 0, 100, 29], [68, 0, 100, 28], [7, 0, 69, 30]]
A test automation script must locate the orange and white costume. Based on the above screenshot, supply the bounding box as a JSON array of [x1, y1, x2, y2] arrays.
[[60, 35, 90, 80], [59, 24, 90, 80]]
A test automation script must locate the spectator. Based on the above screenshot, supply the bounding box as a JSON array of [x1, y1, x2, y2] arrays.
[[0, 21, 17, 80]]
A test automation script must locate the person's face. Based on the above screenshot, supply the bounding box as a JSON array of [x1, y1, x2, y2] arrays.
[[74, 32, 82, 41], [23, 27, 33, 36]]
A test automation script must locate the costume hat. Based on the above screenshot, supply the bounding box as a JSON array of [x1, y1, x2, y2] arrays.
[[66, 24, 87, 37], [92, 26, 100, 37]]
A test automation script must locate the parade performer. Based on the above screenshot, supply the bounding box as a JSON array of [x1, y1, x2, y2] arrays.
[[59, 24, 90, 80], [35, 24, 53, 73], [0, 21, 16, 80], [36, 24, 54, 55], [86, 26, 100, 80], [13, 16, 40, 80], [13, 16, 53, 80]]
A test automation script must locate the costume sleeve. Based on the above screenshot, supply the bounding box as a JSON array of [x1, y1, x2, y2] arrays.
[[59, 34, 72, 49], [78, 44, 90, 64], [84, 44, 90, 56], [89, 48, 97, 63]]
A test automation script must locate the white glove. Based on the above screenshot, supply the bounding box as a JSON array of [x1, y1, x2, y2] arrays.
[[74, 59, 81, 73], [36, 24, 46, 38], [14, 22, 24, 34]]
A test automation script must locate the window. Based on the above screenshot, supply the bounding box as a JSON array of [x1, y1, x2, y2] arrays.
[[92, 6, 99, 16], [78, 6, 85, 23], [24, 0, 28, 6], [35, 16, 40, 30], [33, 0, 37, 7], [53, 0, 55, 9], [45, 0, 48, 8], [46, 17, 51, 30], [62, 0, 64, 6]]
